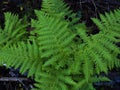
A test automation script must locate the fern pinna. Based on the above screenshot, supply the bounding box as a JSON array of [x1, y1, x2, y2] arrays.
[[0, 0, 120, 90]]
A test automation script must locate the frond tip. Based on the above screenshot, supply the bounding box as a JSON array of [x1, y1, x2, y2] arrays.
[[0, 12, 27, 47]]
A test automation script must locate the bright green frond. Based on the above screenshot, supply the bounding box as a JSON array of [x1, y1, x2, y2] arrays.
[[41, 0, 79, 28], [91, 9, 120, 39], [0, 40, 42, 77], [31, 11, 75, 69], [0, 12, 28, 47]]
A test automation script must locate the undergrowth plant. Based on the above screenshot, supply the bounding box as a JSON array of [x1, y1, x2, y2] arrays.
[[0, 0, 120, 90]]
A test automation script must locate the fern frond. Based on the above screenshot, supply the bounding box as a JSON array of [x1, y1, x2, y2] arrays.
[[0, 12, 28, 47], [34, 69, 76, 90], [91, 9, 120, 39], [41, 0, 72, 17], [75, 9, 120, 80], [41, 0, 79, 28], [31, 11, 75, 69], [91, 9, 120, 69], [77, 31, 120, 75], [0, 40, 42, 77]]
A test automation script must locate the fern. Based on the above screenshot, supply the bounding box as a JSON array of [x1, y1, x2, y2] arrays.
[[31, 10, 75, 67], [91, 9, 120, 69], [74, 9, 120, 81], [0, 0, 120, 90], [0, 40, 40, 75], [0, 12, 27, 48], [41, 0, 79, 29], [92, 9, 120, 40], [0, 12, 28, 65]]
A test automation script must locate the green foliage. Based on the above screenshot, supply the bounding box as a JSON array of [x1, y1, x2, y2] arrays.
[[0, 12, 27, 48], [41, 0, 79, 29], [0, 0, 120, 90], [0, 12, 28, 65]]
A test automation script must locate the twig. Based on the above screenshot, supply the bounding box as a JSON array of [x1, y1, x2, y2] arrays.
[[91, 0, 98, 18], [0, 77, 30, 82]]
